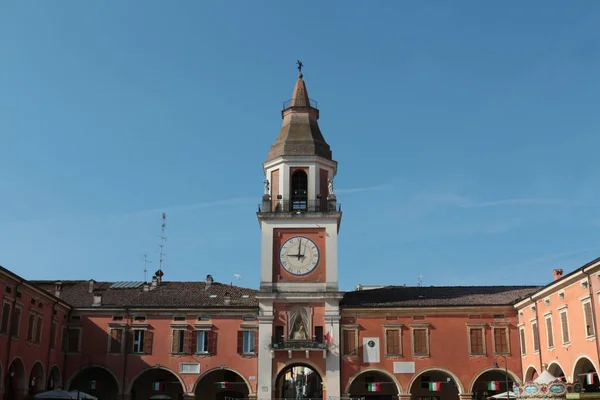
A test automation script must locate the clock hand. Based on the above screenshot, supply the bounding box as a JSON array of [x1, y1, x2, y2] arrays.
[[296, 239, 302, 260]]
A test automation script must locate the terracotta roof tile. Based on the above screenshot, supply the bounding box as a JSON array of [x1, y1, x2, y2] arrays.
[[340, 285, 541, 308]]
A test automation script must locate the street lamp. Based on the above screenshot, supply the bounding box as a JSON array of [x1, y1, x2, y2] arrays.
[[494, 355, 511, 400]]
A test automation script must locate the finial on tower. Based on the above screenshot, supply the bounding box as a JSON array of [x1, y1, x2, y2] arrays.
[[297, 60, 303, 78]]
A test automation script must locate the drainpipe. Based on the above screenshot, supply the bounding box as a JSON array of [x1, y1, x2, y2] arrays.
[[62, 308, 73, 389], [121, 307, 130, 400], [582, 269, 600, 372], [530, 296, 544, 373], [45, 300, 59, 389], [4, 281, 22, 400]]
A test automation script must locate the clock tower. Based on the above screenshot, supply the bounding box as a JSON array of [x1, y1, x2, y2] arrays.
[[256, 70, 343, 400]]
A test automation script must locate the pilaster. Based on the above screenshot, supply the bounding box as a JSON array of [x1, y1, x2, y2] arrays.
[[325, 306, 341, 399], [257, 303, 274, 400]]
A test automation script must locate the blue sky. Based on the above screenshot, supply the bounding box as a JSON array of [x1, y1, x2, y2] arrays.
[[2, 1, 600, 291]]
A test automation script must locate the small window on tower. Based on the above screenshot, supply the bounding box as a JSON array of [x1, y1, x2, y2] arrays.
[[291, 170, 308, 211]]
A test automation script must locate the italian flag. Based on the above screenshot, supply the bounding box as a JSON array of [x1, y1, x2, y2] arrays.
[[586, 373, 595, 385], [152, 382, 163, 391], [217, 382, 229, 389], [429, 382, 441, 391], [367, 383, 380, 392], [488, 381, 500, 390]]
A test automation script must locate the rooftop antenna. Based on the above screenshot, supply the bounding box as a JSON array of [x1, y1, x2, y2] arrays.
[[417, 274, 423, 287], [234, 274, 242, 280], [158, 213, 167, 273], [143, 255, 152, 283]]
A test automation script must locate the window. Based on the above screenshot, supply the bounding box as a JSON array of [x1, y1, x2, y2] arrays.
[[342, 327, 358, 357], [583, 301, 595, 337], [109, 328, 124, 353], [412, 328, 429, 357], [49, 321, 57, 349], [545, 316, 554, 348], [35, 316, 43, 344], [469, 327, 485, 355], [532, 321, 540, 353], [559, 291, 565, 300], [11, 307, 21, 338], [314, 326, 323, 343], [237, 330, 257, 355], [67, 328, 81, 353], [384, 328, 402, 357], [493, 326, 509, 354], [519, 327, 526, 355], [559, 310, 570, 344], [196, 330, 209, 353], [26, 313, 36, 342], [274, 326, 284, 344], [0, 303, 10, 334], [171, 329, 187, 354], [133, 329, 145, 353]]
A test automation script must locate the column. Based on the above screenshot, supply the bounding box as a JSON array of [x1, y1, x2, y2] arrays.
[[460, 393, 474, 400], [325, 305, 341, 400], [398, 394, 412, 400], [257, 302, 274, 400]]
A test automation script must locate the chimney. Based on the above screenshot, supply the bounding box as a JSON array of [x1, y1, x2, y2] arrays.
[[54, 282, 62, 298], [92, 293, 102, 307], [88, 279, 95, 293], [553, 269, 564, 281], [143, 283, 150, 292], [205, 274, 214, 290], [151, 276, 158, 290], [223, 292, 231, 306]]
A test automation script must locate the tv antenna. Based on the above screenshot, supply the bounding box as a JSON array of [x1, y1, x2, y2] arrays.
[[158, 213, 167, 273], [143, 255, 152, 282], [234, 274, 242, 281], [417, 274, 423, 287]]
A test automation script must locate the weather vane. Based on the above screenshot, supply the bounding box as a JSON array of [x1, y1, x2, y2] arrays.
[[297, 60, 303, 74]]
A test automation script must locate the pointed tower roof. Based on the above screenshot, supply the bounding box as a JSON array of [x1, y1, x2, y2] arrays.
[[267, 73, 332, 160]]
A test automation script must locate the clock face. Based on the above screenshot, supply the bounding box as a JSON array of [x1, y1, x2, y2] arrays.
[[279, 236, 320, 276]]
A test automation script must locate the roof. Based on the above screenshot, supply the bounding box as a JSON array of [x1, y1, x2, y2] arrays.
[[29, 280, 258, 309], [340, 285, 542, 308], [0, 266, 71, 309], [267, 74, 332, 160]]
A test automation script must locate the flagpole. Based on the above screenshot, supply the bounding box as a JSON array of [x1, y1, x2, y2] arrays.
[[494, 355, 510, 400]]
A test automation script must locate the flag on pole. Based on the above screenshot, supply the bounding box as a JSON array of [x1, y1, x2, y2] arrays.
[[217, 382, 229, 389], [152, 382, 163, 391], [367, 382, 380, 392], [429, 382, 441, 391], [488, 381, 501, 390], [586, 373, 595, 385]]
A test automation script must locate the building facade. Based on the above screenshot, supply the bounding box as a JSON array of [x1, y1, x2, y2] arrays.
[[1, 72, 599, 400]]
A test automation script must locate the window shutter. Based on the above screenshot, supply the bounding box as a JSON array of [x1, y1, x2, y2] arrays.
[[35, 316, 43, 344], [27, 314, 35, 341], [143, 330, 153, 354], [237, 331, 243, 354], [127, 329, 134, 353], [348, 330, 357, 355], [0, 304, 10, 334], [50, 321, 57, 349], [191, 330, 198, 353], [254, 330, 259, 353], [183, 330, 192, 354], [545, 319, 554, 348], [171, 330, 180, 353], [12, 308, 21, 338], [208, 330, 218, 355], [109, 329, 119, 353], [560, 312, 569, 343], [584, 303, 594, 336], [519, 328, 526, 355]]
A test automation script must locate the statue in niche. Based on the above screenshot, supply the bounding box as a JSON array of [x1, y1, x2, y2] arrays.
[[327, 179, 335, 196], [264, 179, 270, 195], [291, 318, 308, 340]]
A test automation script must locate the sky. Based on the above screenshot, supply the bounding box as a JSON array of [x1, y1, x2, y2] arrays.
[[1, 1, 600, 291]]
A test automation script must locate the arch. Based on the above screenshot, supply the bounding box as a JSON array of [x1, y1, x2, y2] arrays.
[[6, 356, 27, 398], [547, 361, 566, 380], [572, 355, 599, 387], [524, 365, 538, 382], [291, 170, 308, 210], [192, 367, 252, 394], [46, 364, 61, 390], [66, 364, 122, 394], [407, 367, 465, 394], [126, 365, 186, 396], [273, 361, 324, 399], [344, 367, 403, 396], [29, 361, 46, 393], [469, 367, 522, 393], [272, 359, 326, 389]]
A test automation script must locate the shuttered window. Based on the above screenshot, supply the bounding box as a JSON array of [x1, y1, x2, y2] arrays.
[[11, 307, 21, 338], [545, 317, 554, 348], [67, 328, 81, 353], [35, 316, 43, 344], [342, 329, 357, 356], [50, 321, 57, 349], [469, 328, 484, 355], [413, 328, 429, 356], [493, 327, 509, 354], [583, 302, 595, 337], [109, 328, 123, 353], [385, 329, 401, 356], [560, 311, 570, 344], [532, 322, 540, 352], [0, 303, 10, 334], [26, 313, 35, 342], [519, 327, 526, 355]]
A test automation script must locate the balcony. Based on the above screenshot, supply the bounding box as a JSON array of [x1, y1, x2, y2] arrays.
[[282, 98, 318, 110], [270, 337, 328, 359], [258, 199, 341, 213]]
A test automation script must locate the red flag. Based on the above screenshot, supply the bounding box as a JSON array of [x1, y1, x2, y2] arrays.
[[324, 331, 332, 343]]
